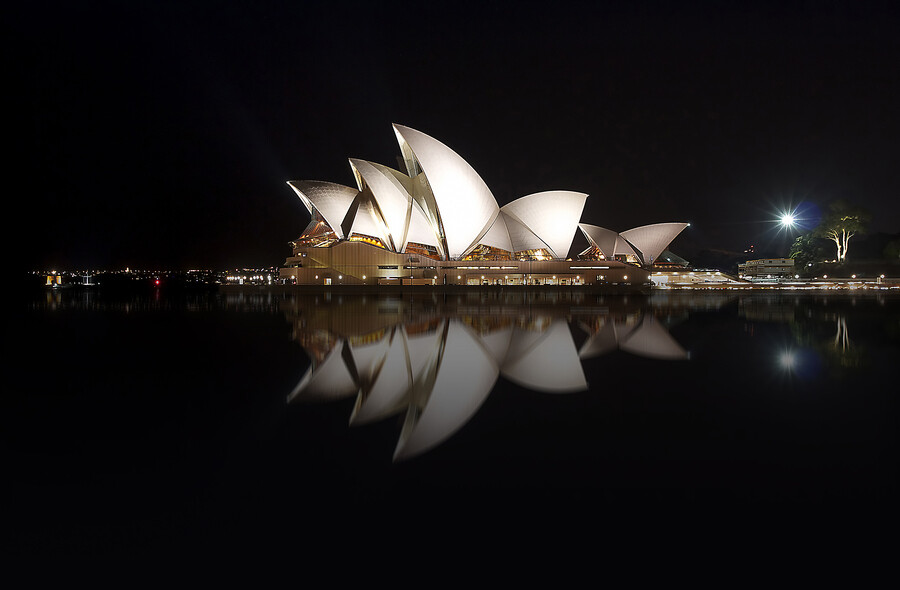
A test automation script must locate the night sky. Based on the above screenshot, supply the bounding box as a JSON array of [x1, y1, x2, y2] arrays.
[[19, 0, 900, 270]]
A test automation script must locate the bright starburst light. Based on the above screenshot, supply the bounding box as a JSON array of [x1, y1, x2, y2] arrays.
[[770, 201, 820, 233]]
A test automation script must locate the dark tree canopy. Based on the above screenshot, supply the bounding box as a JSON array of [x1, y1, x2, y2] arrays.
[[790, 234, 831, 274]]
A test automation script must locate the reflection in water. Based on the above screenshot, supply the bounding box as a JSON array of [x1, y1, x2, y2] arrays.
[[787, 302, 868, 371], [18, 287, 899, 535], [28, 288, 897, 461], [736, 292, 898, 374], [283, 293, 691, 460]]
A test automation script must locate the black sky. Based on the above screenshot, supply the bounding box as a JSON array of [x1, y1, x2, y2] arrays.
[[18, 0, 900, 269]]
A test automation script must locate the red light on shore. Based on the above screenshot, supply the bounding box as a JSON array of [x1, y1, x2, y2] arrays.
[[155, 279, 160, 285]]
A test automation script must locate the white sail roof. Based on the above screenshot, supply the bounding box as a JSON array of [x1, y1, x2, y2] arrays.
[[477, 214, 514, 253], [502, 211, 550, 254], [578, 223, 619, 258], [501, 191, 587, 259], [619, 222, 689, 265], [392, 124, 500, 259], [405, 200, 442, 252], [287, 180, 358, 240], [345, 192, 392, 247], [349, 159, 413, 252], [614, 235, 641, 260]]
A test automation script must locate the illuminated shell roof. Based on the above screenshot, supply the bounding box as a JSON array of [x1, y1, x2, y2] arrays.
[[349, 159, 413, 252], [287, 180, 358, 240], [579, 222, 688, 264], [345, 191, 392, 246], [619, 222, 689, 265], [578, 223, 619, 258], [477, 214, 514, 253], [392, 124, 499, 259], [288, 125, 687, 263], [614, 235, 640, 260], [501, 191, 587, 259], [405, 201, 442, 251]]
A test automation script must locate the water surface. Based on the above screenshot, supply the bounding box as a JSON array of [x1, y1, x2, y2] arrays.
[[10, 288, 898, 554]]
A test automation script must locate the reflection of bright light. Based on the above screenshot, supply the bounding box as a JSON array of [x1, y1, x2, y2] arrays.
[[779, 350, 798, 370]]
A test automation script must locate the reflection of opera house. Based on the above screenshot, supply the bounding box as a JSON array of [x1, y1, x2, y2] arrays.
[[285, 294, 691, 461], [280, 124, 688, 287]]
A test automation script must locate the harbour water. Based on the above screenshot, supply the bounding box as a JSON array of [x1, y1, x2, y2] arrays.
[[10, 288, 898, 555]]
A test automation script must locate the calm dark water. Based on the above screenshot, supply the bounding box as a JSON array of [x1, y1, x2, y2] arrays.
[[9, 288, 899, 556]]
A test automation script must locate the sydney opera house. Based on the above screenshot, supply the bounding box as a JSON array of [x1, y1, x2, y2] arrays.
[[280, 124, 688, 287]]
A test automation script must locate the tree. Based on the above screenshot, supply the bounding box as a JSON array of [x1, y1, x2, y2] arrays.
[[789, 233, 830, 274], [813, 200, 870, 263]]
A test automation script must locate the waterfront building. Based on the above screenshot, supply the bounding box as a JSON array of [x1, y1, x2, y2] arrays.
[[737, 258, 796, 281], [280, 124, 688, 287]]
